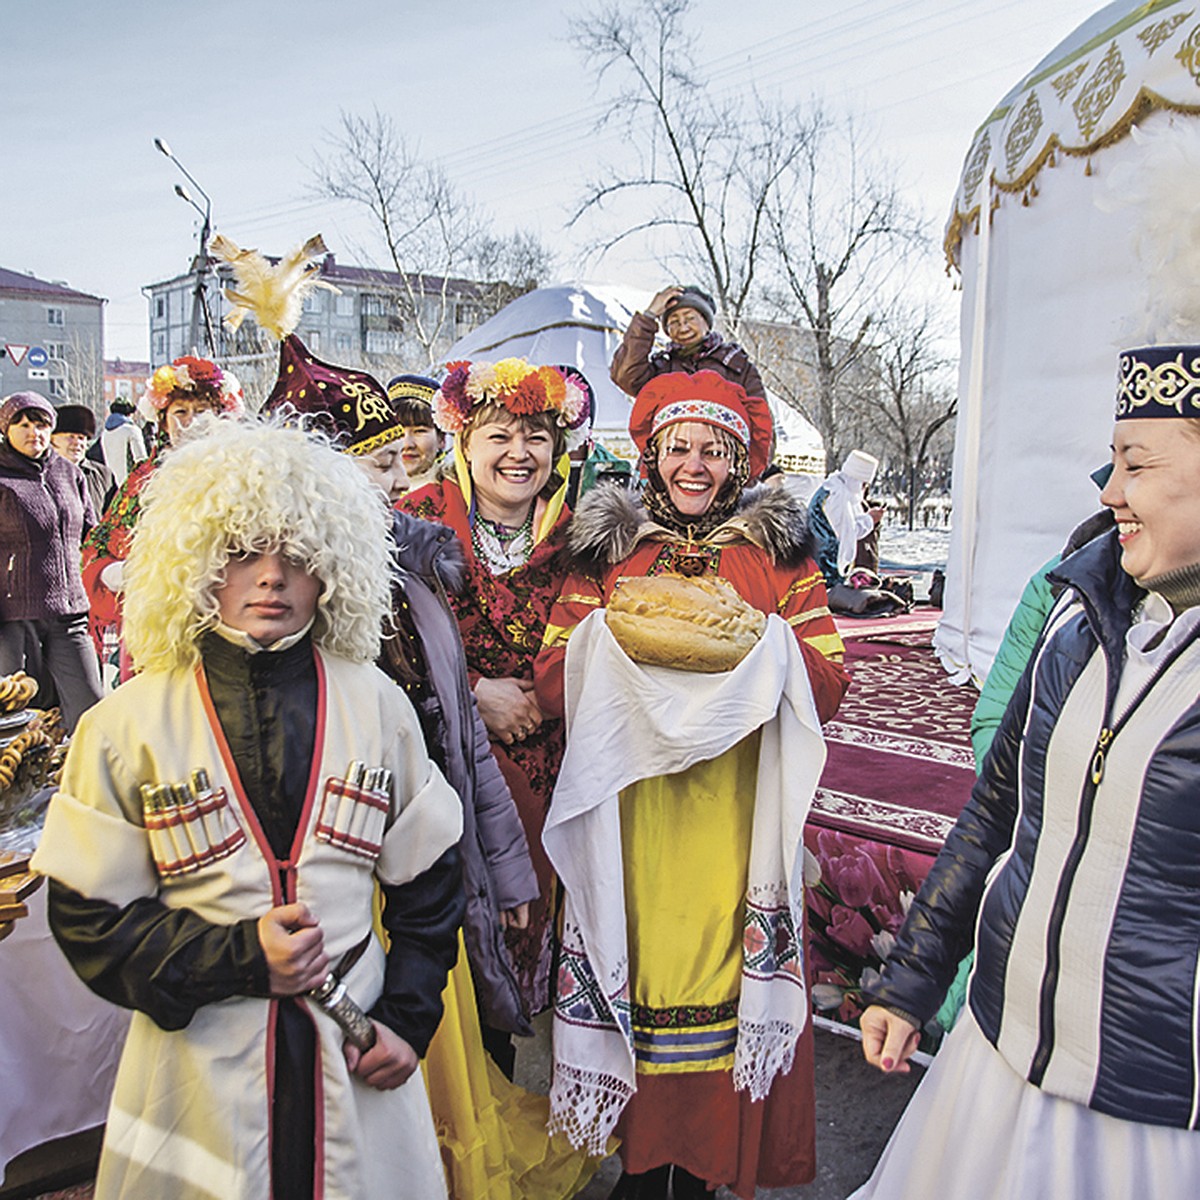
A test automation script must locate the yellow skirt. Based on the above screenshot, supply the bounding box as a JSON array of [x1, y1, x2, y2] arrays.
[[620, 734, 759, 1076], [422, 932, 608, 1199]]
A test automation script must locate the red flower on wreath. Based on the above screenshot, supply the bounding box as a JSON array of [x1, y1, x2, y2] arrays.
[[178, 355, 220, 386]]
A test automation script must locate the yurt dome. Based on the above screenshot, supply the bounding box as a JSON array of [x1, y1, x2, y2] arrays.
[[937, 0, 1200, 683]]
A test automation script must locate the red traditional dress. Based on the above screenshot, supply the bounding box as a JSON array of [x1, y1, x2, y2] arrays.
[[401, 477, 571, 1017], [535, 484, 848, 1198], [80, 450, 160, 682]]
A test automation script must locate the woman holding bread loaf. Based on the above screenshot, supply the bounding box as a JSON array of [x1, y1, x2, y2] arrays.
[[400, 359, 592, 1039], [534, 371, 849, 1200]]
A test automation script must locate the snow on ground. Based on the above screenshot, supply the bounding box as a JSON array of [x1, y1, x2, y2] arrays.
[[879, 524, 951, 572]]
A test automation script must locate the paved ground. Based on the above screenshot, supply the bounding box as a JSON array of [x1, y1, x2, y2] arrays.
[[516, 1016, 924, 1200]]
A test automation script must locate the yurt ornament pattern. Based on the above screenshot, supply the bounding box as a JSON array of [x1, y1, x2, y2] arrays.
[[946, 0, 1200, 267]]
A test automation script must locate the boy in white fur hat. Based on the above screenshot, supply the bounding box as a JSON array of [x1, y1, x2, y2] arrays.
[[33, 417, 463, 1199]]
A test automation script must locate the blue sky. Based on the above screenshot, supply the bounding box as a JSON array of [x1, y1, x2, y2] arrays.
[[3, 0, 1103, 358]]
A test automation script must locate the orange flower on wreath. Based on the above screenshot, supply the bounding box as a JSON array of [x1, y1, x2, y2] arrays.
[[537, 365, 567, 408], [509, 373, 549, 415]]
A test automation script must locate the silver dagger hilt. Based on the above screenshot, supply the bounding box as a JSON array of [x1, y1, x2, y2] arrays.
[[307, 974, 378, 1052]]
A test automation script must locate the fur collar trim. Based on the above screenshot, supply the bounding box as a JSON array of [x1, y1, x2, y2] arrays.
[[568, 483, 813, 574]]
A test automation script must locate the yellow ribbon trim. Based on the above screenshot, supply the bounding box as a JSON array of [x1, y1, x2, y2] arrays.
[[804, 631, 846, 659], [787, 606, 832, 627], [540, 623, 575, 649], [452, 437, 569, 547]]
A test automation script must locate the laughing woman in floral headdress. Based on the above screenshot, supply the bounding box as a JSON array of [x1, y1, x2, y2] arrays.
[[533, 371, 848, 1200], [400, 359, 591, 1051]]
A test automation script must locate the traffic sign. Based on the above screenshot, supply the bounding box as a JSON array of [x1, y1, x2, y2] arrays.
[[27, 368, 49, 380], [4, 344, 29, 366], [26, 347, 48, 368]]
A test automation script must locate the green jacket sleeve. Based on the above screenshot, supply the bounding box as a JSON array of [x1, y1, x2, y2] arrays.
[[969, 555, 1060, 770]]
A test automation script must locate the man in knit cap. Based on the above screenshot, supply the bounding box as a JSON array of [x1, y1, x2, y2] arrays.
[[610, 284, 766, 405]]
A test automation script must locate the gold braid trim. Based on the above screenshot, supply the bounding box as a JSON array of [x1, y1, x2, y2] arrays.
[[787, 605, 832, 627], [946, 86, 1200, 269], [777, 571, 824, 610], [346, 423, 406, 458]]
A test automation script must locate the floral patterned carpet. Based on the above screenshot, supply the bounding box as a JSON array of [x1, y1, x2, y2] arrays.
[[805, 621, 978, 1028]]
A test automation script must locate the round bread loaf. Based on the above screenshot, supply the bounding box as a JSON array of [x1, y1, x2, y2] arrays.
[[606, 573, 766, 673]]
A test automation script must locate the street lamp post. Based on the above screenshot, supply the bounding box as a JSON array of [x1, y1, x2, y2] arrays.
[[154, 138, 217, 357]]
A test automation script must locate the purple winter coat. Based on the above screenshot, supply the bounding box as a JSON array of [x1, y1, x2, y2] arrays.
[[385, 510, 539, 1036], [0, 440, 94, 621]]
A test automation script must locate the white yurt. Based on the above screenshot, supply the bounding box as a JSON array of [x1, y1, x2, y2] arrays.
[[446, 282, 824, 466], [936, 0, 1200, 683]]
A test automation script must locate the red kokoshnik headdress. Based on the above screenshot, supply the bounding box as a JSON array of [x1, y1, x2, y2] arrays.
[[630, 370, 773, 481]]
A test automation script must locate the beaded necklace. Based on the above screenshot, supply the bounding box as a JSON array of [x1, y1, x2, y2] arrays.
[[471, 507, 535, 575]]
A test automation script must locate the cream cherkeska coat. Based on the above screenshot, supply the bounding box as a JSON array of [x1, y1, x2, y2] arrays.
[[33, 650, 462, 1200]]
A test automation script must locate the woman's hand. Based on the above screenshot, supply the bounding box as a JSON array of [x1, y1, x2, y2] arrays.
[[859, 1004, 921, 1074], [646, 286, 682, 317], [257, 902, 329, 996], [474, 676, 544, 746], [343, 1021, 419, 1090], [500, 902, 530, 930]]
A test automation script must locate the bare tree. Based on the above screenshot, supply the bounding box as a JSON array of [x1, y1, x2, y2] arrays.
[[569, 0, 813, 327], [862, 302, 957, 529], [762, 112, 927, 469], [62, 330, 105, 417], [571, 0, 932, 480], [469, 231, 556, 323], [311, 108, 555, 366]]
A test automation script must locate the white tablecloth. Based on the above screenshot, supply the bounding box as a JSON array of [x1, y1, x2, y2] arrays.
[[0, 882, 129, 1171]]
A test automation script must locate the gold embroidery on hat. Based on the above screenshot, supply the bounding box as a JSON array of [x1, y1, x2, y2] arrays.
[[343, 381, 390, 431], [1117, 351, 1200, 416]]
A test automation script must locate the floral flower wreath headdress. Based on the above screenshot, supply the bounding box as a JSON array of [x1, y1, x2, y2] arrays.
[[139, 355, 244, 424], [434, 358, 594, 540], [432, 358, 592, 450]]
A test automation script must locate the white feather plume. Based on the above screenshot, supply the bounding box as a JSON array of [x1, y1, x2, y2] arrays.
[[210, 232, 339, 340], [1099, 119, 1200, 345]]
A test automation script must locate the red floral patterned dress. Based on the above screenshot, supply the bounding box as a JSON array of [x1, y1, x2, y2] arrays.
[[80, 448, 161, 681], [400, 478, 571, 1017]]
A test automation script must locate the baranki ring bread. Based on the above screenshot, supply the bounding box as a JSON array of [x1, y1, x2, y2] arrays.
[[606, 573, 766, 673]]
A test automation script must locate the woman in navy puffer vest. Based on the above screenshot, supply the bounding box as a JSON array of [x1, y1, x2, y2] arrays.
[[852, 344, 1200, 1200]]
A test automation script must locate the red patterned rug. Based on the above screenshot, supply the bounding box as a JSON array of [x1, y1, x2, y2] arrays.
[[813, 629, 976, 854], [805, 626, 978, 1026]]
